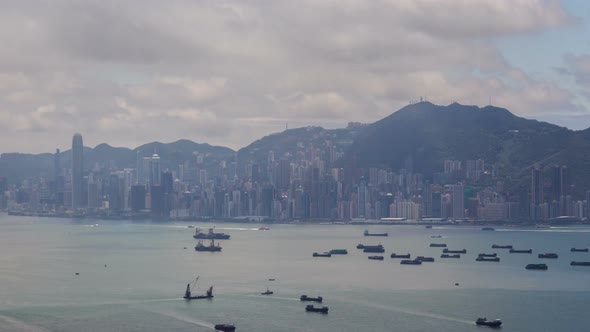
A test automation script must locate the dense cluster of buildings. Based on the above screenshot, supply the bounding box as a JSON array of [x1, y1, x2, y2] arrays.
[[1, 133, 588, 223]]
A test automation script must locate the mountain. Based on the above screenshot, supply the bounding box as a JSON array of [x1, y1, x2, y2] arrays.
[[0, 140, 235, 183], [343, 101, 590, 195]]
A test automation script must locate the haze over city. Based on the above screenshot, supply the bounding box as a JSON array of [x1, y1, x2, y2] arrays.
[[1, 0, 590, 153]]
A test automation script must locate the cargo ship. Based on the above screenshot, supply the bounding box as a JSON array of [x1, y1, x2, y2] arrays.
[[538, 253, 558, 259], [571, 248, 589, 252], [193, 227, 231, 240], [390, 253, 411, 259], [305, 305, 328, 313], [400, 259, 422, 265], [430, 243, 447, 247], [183, 277, 214, 300], [526, 263, 548, 270], [329, 249, 348, 255], [214, 324, 236, 332], [443, 248, 467, 254], [312, 252, 332, 257], [509, 248, 532, 254], [478, 253, 497, 257], [195, 240, 222, 252], [571, 261, 590, 266], [492, 244, 513, 249], [416, 256, 435, 262], [300, 295, 323, 303], [364, 230, 388, 237], [476, 256, 500, 262], [368, 255, 384, 260], [441, 254, 460, 259], [363, 245, 385, 253]]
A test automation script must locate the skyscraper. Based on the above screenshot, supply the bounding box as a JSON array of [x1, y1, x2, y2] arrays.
[[149, 153, 161, 186], [451, 184, 465, 219], [71, 133, 84, 209], [531, 165, 544, 205]]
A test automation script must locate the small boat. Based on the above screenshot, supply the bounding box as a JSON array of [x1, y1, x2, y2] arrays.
[[356, 244, 365, 249], [571, 248, 589, 252], [526, 264, 548, 270], [259, 227, 270, 231], [390, 253, 411, 259], [416, 256, 435, 262], [571, 261, 590, 266], [478, 253, 497, 258], [509, 249, 532, 254], [300, 295, 323, 303], [431, 235, 443, 238], [443, 248, 467, 254], [430, 243, 447, 247], [368, 255, 384, 260], [475, 318, 502, 328], [268, 278, 276, 281], [481, 227, 495, 231], [441, 254, 460, 259], [401, 259, 422, 265], [183, 277, 214, 300], [476, 256, 500, 262], [364, 230, 388, 237], [214, 324, 236, 332], [538, 253, 558, 259], [195, 240, 222, 252], [425, 225, 433, 229], [329, 249, 348, 255], [312, 252, 332, 257], [187, 225, 195, 228], [305, 304, 328, 313], [492, 244, 513, 249], [261, 288, 273, 295]]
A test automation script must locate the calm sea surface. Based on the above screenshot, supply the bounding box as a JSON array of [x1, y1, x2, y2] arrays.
[[0, 214, 589, 331]]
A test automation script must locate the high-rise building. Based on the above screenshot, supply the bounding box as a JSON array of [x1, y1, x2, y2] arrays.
[[54, 149, 61, 179], [149, 154, 161, 186], [71, 133, 84, 209], [531, 165, 544, 205], [451, 185, 465, 219]]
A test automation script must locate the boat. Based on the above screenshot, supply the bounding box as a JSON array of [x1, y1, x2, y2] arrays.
[[261, 288, 273, 295], [312, 252, 332, 257], [329, 249, 348, 255], [441, 254, 460, 259], [443, 248, 467, 254], [183, 277, 214, 300], [195, 240, 222, 252], [390, 253, 411, 259], [430, 243, 447, 247], [305, 304, 328, 313], [268, 278, 276, 281], [363, 245, 385, 253], [526, 264, 548, 270], [400, 259, 422, 265], [187, 225, 195, 228], [214, 324, 236, 332], [364, 230, 388, 237], [259, 226, 270, 231], [193, 227, 231, 240], [478, 253, 497, 257], [492, 244, 513, 249], [300, 295, 323, 303], [475, 318, 502, 328], [538, 253, 558, 259], [509, 249, 532, 254], [571, 261, 590, 266], [476, 256, 500, 262], [368, 255, 384, 260], [481, 227, 495, 231], [571, 248, 589, 252], [356, 244, 365, 249], [416, 256, 435, 262], [431, 235, 443, 238], [425, 225, 432, 229]]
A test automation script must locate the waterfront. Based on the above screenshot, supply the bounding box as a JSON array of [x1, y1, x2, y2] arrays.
[[1, 214, 589, 332]]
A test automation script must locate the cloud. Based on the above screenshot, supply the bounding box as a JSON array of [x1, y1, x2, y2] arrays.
[[0, 0, 581, 153]]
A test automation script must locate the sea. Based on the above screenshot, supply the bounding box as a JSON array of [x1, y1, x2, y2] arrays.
[[0, 214, 589, 332]]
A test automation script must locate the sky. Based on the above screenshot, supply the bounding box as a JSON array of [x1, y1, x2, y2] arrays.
[[1, 0, 590, 153]]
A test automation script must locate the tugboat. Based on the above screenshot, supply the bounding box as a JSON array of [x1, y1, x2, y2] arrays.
[[571, 261, 590, 266], [214, 324, 236, 332], [509, 248, 532, 254], [368, 255, 384, 260], [183, 277, 214, 300], [195, 240, 222, 252], [525, 264, 548, 270], [390, 253, 411, 259], [401, 259, 422, 265], [538, 253, 558, 259], [416, 256, 435, 262], [313, 252, 332, 257], [364, 230, 388, 237], [478, 253, 497, 258], [492, 244, 513, 249], [329, 249, 348, 255], [475, 318, 502, 328], [261, 288, 273, 295], [363, 245, 385, 253], [430, 243, 447, 247], [300, 295, 323, 303], [571, 248, 589, 252], [441, 254, 460, 259], [476, 256, 500, 262], [305, 304, 328, 313], [481, 227, 495, 231], [193, 227, 231, 240], [443, 248, 467, 254]]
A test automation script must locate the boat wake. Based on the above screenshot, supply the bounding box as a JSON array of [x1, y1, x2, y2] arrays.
[[146, 309, 215, 329], [0, 314, 54, 332]]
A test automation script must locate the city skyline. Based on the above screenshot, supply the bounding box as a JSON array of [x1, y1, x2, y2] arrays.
[[1, 1, 590, 153]]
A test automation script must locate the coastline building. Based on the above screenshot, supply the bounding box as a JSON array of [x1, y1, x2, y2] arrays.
[[71, 133, 84, 209]]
